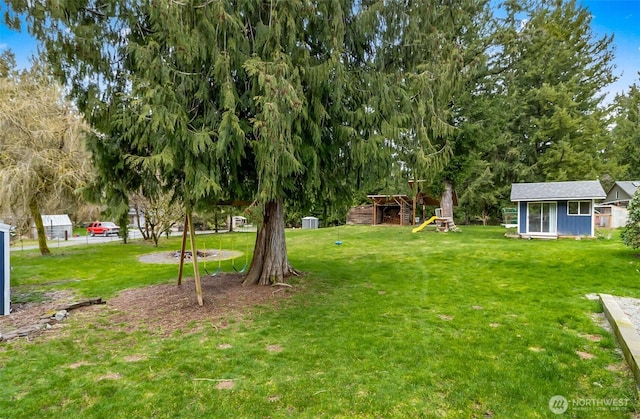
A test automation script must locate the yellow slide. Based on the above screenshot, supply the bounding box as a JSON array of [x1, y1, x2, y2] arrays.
[[412, 215, 439, 233]]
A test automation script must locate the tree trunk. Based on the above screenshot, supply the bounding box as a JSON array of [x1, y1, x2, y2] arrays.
[[440, 180, 454, 219], [243, 198, 298, 286], [118, 213, 129, 244], [29, 198, 50, 256]]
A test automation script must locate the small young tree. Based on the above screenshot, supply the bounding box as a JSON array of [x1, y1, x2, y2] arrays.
[[130, 190, 182, 247], [622, 191, 640, 250]]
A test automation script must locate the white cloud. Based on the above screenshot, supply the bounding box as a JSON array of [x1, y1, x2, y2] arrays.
[[0, 43, 7, 50]]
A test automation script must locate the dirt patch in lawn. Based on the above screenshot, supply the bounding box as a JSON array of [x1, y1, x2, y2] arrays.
[[1, 273, 298, 341], [216, 379, 235, 390]]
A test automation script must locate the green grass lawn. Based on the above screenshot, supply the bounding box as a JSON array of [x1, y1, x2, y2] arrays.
[[2, 226, 640, 417]]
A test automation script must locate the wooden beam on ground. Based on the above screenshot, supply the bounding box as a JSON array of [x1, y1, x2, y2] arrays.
[[55, 298, 105, 311], [177, 213, 189, 286]]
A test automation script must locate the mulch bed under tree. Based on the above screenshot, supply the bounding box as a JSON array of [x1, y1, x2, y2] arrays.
[[0, 273, 298, 341]]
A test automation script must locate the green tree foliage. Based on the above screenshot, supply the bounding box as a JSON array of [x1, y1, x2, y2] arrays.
[[429, 2, 495, 219], [622, 191, 640, 249], [341, 1, 493, 221], [5, 0, 359, 283], [379, 1, 490, 176], [497, 0, 615, 182], [0, 52, 91, 255], [6, 0, 480, 283], [7, 0, 623, 253], [611, 82, 640, 179], [449, 0, 617, 223]]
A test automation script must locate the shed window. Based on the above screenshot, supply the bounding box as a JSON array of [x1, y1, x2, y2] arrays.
[[568, 201, 591, 215]]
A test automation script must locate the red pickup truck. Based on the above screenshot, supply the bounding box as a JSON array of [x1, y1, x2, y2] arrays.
[[87, 222, 120, 237]]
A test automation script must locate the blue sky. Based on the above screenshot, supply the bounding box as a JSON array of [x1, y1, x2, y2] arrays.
[[0, 1, 638, 101], [581, 0, 640, 99]]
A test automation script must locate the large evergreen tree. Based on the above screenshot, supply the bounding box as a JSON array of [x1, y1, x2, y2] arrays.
[[367, 0, 492, 219], [6, 0, 480, 284], [427, 0, 494, 219], [495, 0, 615, 183], [447, 0, 618, 223], [611, 82, 640, 179]]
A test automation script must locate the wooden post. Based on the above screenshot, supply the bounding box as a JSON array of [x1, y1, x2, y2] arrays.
[[412, 194, 417, 226], [372, 201, 377, 225], [177, 214, 189, 286], [188, 213, 204, 306]]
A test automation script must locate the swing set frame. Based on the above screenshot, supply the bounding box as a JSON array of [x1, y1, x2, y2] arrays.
[[176, 203, 254, 306]]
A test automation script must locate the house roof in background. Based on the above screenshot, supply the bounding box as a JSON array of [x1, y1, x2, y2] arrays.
[[510, 181, 606, 201], [613, 181, 640, 197]]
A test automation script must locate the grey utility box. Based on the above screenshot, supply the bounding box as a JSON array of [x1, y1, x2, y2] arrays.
[[301, 217, 319, 229]]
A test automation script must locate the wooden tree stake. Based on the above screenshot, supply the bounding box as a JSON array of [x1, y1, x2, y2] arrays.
[[177, 213, 189, 286], [188, 213, 204, 306]]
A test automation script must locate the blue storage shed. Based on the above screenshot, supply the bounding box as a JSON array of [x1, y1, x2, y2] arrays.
[[510, 180, 606, 238], [0, 223, 10, 315]]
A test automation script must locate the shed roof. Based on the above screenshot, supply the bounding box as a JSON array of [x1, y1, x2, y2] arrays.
[[367, 192, 454, 207], [40, 214, 72, 226], [510, 180, 606, 202], [368, 195, 413, 206]]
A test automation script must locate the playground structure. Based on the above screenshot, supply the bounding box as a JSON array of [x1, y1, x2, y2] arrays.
[[411, 211, 458, 233], [411, 216, 439, 233]]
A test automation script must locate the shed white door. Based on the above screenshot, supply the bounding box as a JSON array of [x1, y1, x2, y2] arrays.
[[527, 202, 557, 234]]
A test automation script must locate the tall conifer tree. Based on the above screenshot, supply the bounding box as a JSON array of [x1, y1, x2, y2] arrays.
[[6, 0, 482, 283], [493, 0, 615, 182], [611, 83, 640, 179]]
